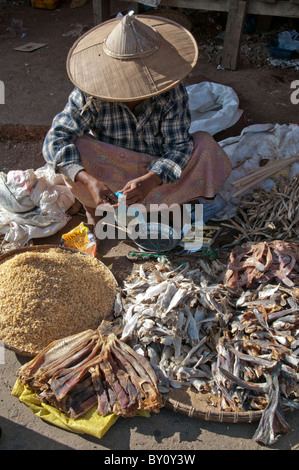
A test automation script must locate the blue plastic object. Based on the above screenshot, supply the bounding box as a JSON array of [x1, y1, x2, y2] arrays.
[[270, 39, 292, 59]]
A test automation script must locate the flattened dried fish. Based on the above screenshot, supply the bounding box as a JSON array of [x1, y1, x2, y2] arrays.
[[117, 245, 298, 445], [253, 365, 291, 445], [18, 323, 162, 419]]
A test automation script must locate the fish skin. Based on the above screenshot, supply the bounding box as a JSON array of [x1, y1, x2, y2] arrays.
[[268, 308, 299, 323], [141, 280, 169, 302], [227, 345, 275, 368], [159, 282, 177, 309], [219, 366, 269, 394], [69, 392, 98, 419], [114, 292, 124, 316], [194, 308, 205, 323], [18, 330, 95, 383], [117, 340, 159, 387], [190, 378, 209, 392]]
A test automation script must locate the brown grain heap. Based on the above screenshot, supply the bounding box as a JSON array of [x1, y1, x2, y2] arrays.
[[0, 248, 117, 355]]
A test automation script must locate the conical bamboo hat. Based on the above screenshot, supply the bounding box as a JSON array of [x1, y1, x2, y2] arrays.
[[66, 12, 198, 101]]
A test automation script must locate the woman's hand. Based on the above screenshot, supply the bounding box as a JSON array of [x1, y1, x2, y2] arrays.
[[75, 170, 117, 206], [121, 172, 162, 205]]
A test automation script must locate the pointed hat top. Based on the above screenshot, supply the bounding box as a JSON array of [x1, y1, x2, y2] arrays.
[[104, 11, 159, 59]]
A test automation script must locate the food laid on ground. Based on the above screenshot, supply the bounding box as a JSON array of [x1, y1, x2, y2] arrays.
[[18, 322, 162, 419], [223, 240, 299, 290], [7, 238, 298, 445], [0, 248, 116, 355], [115, 241, 298, 445], [225, 175, 299, 243]]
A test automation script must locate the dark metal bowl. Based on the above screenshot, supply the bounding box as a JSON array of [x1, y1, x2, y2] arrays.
[[131, 222, 181, 253]]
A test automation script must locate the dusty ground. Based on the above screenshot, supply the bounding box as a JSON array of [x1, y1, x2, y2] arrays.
[[0, 0, 298, 451]]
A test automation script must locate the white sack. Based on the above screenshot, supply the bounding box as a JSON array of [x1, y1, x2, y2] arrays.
[[0, 165, 75, 246], [0, 169, 37, 213], [187, 82, 243, 136]]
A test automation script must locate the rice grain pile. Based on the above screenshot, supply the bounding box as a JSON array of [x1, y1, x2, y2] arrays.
[[0, 248, 117, 355]]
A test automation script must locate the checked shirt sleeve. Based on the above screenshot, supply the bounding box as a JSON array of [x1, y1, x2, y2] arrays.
[[149, 84, 194, 184], [42, 88, 93, 181]]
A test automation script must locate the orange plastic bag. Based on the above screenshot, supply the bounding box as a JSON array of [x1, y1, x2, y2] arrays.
[[61, 222, 97, 257]]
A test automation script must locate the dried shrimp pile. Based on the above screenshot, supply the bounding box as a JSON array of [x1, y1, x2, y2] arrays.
[[116, 241, 298, 445]]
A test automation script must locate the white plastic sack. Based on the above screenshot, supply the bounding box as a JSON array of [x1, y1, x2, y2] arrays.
[[0, 209, 70, 245], [35, 163, 66, 186], [214, 123, 299, 219], [0, 169, 37, 213], [187, 82, 243, 136], [0, 165, 75, 246]]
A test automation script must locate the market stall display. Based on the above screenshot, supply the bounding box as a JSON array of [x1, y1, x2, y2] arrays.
[[7, 238, 298, 445], [2, 159, 297, 446]]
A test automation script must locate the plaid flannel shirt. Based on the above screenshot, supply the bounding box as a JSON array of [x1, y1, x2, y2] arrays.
[[42, 83, 194, 184]]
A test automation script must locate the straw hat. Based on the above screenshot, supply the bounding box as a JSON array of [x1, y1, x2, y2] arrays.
[[66, 12, 198, 102]]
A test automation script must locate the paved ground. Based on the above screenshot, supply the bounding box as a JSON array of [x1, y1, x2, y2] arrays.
[[0, 0, 298, 451]]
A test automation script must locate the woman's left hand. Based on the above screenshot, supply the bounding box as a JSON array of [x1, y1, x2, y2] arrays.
[[121, 172, 162, 205]]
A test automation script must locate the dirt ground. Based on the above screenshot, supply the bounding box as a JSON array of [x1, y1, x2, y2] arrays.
[[0, 0, 298, 451]]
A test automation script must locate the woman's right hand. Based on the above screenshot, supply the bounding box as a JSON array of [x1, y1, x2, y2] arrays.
[[75, 170, 117, 206]]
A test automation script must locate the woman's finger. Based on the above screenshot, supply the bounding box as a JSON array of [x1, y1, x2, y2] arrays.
[[120, 181, 133, 192]]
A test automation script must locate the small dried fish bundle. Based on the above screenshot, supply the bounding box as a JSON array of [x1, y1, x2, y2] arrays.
[[223, 240, 299, 291], [18, 322, 162, 419], [226, 175, 299, 243]]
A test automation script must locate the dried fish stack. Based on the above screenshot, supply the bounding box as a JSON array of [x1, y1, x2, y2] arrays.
[[116, 260, 229, 393], [117, 252, 298, 445], [218, 282, 299, 444], [225, 175, 299, 243], [18, 322, 162, 419]]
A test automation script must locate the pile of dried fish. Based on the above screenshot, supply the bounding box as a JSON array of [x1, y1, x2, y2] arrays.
[[224, 240, 299, 291], [18, 322, 162, 419], [115, 249, 298, 445], [116, 258, 229, 394], [225, 175, 299, 243]]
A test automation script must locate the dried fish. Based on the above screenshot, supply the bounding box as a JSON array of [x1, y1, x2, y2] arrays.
[[223, 241, 298, 290], [18, 322, 162, 419], [225, 175, 299, 243], [252, 364, 291, 445], [117, 244, 298, 444]]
